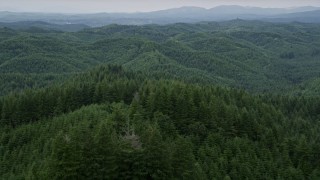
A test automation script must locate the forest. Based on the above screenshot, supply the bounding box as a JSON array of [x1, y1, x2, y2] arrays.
[[1, 20, 320, 179]]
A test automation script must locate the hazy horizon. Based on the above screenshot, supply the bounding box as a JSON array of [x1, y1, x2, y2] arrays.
[[1, 0, 320, 13]]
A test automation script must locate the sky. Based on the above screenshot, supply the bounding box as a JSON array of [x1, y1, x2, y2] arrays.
[[1, 0, 320, 13]]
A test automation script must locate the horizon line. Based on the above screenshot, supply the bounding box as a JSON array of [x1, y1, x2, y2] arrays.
[[1, 5, 319, 14]]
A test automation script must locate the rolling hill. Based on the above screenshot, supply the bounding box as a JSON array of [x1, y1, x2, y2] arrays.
[[1, 20, 320, 95], [1, 17, 320, 179]]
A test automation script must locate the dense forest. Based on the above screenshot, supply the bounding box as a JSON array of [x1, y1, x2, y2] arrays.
[[1, 20, 320, 179], [1, 21, 320, 95]]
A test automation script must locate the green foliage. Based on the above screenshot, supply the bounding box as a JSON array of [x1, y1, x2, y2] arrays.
[[1, 21, 320, 95], [1, 20, 320, 179], [1, 65, 320, 179]]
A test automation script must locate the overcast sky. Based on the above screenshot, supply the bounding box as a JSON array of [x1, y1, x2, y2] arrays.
[[1, 0, 320, 13]]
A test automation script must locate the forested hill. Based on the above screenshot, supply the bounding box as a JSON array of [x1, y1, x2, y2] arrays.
[[1, 65, 320, 179], [1, 18, 320, 179], [0, 21, 89, 32], [1, 20, 320, 95]]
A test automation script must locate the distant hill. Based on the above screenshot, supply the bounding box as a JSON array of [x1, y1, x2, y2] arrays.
[[1, 20, 320, 95], [265, 10, 320, 23], [0, 21, 89, 32], [1, 6, 320, 26]]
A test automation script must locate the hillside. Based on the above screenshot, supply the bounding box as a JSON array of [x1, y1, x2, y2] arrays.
[[1, 65, 320, 179], [2, 0, 320, 178], [0, 21, 89, 32], [265, 10, 320, 23], [1, 20, 320, 95], [1, 17, 320, 179]]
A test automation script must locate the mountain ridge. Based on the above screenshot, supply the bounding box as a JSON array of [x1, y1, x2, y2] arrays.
[[1, 20, 320, 95], [1, 5, 320, 26]]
